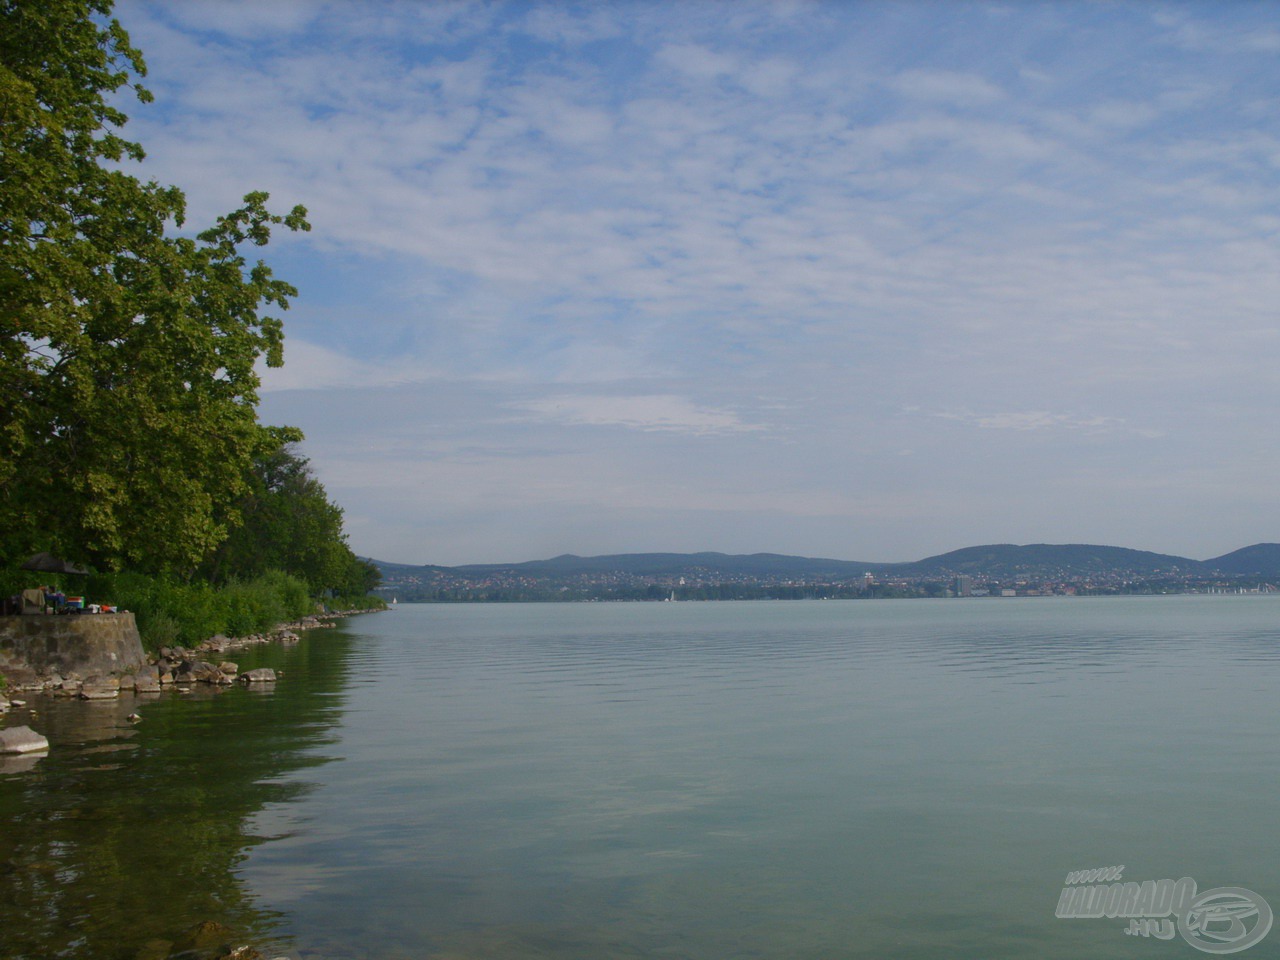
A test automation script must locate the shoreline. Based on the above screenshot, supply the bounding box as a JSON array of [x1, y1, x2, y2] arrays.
[[1, 607, 380, 700]]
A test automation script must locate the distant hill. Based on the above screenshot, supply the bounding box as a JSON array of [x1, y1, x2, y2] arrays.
[[450, 552, 883, 580], [370, 542, 1280, 590], [894, 543, 1212, 579], [1205, 543, 1280, 576]]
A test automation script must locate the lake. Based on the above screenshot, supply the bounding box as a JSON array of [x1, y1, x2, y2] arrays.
[[2, 596, 1278, 959]]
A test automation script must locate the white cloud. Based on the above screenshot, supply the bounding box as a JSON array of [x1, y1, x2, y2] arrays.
[[512, 394, 766, 436], [890, 69, 1004, 106], [113, 0, 1280, 562], [257, 339, 441, 392], [517, 6, 623, 45], [655, 42, 741, 81], [926, 410, 1125, 432]]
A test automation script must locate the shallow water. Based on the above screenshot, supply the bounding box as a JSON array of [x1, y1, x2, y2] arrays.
[[3, 597, 1279, 958]]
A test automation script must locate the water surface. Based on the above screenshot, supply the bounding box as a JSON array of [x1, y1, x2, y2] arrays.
[[3, 597, 1279, 958]]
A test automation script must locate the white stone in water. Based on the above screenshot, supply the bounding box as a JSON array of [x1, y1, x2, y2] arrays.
[[0, 725, 49, 754]]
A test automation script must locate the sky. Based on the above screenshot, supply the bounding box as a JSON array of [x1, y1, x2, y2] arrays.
[[111, 0, 1280, 566]]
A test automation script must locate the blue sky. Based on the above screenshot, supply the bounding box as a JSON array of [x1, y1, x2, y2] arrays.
[[114, 1, 1280, 565]]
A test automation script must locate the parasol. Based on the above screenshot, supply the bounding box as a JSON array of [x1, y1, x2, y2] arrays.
[[20, 552, 90, 576]]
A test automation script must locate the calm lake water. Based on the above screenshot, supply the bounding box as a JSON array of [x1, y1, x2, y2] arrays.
[[3, 596, 1280, 959]]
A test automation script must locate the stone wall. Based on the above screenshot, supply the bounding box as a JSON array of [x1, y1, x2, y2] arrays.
[[0, 613, 146, 682]]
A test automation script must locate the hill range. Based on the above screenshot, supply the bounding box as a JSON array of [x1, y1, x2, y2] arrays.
[[370, 542, 1280, 599]]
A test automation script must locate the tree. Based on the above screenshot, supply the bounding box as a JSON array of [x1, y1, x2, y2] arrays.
[[0, 0, 309, 574], [204, 438, 370, 596]]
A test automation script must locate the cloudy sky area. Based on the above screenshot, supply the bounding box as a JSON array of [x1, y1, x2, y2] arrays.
[[114, 0, 1280, 565]]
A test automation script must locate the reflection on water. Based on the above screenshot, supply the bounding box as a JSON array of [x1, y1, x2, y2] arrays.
[[5, 598, 1280, 960], [248, 597, 1280, 960], [0, 631, 352, 960]]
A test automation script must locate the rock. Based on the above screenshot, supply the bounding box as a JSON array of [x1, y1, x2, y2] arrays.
[[134, 665, 162, 693], [240, 668, 277, 683], [204, 633, 230, 653], [78, 675, 120, 700], [218, 661, 239, 676], [117, 674, 136, 691], [1, 666, 36, 689], [127, 713, 142, 723], [194, 661, 224, 683], [54, 679, 82, 697], [176, 660, 223, 684], [0, 725, 49, 754], [219, 946, 263, 960]]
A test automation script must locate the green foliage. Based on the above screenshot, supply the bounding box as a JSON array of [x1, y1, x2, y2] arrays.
[[204, 441, 353, 593], [328, 592, 388, 612], [88, 568, 315, 651], [1, 0, 310, 575], [0, 1, 385, 611]]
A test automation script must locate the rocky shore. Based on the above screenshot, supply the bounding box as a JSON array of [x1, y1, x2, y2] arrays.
[[0, 611, 354, 699]]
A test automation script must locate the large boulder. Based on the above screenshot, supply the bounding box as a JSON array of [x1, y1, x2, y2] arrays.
[[175, 660, 223, 684]]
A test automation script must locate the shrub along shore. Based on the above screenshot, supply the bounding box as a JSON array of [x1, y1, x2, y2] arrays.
[[2, 568, 385, 655], [90, 569, 385, 652]]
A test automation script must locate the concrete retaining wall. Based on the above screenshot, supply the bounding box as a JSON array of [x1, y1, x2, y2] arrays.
[[0, 612, 146, 681]]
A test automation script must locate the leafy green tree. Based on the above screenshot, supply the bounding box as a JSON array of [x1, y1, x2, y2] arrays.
[[337, 556, 383, 598], [205, 439, 364, 595], [1, 0, 309, 573]]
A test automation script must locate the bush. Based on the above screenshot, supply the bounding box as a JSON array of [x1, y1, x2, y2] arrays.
[[85, 569, 317, 652], [5, 562, 379, 653], [329, 593, 388, 612]]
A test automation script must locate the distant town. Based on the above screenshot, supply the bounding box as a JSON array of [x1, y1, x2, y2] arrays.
[[370, 543, 1280, 603]]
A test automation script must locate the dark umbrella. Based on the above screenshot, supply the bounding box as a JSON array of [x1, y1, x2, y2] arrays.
[[20, 552, 90, 576]]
